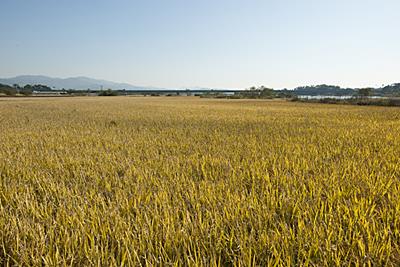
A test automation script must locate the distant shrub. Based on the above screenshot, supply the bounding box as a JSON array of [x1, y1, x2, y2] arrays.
[[99, 89, 119, 96], [4, 89, 17, 96], [386, 98, 400, 106], [20, 88, 33, 96], [0, 83, 17, 96]]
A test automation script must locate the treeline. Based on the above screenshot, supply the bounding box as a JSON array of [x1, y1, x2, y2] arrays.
[[289, 84, 400, 107], [3, 82, 400, 98], [227, 84, 400, 99], [376, 83, 400, 96], [292, 85, 354, 96], [239, 86, 295, 98], [291, 84, 400, 97], [202, 86, 295, 99], [0, 83, 123, 97], [0, 83, 53, 96]]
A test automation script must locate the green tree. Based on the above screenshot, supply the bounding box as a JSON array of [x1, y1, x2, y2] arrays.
[[259, 86, 275, 98], [357, 88, 373, 98], [99, 89, 118, 96]]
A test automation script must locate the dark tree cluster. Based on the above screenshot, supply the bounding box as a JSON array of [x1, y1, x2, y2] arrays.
[[238, 86, 276, 98], [375, 83, 400, 96], [98, 89, 119, 96], [0, 83, 54, 96], [0, 83, 17, 95], [293, 84, 354, 96]]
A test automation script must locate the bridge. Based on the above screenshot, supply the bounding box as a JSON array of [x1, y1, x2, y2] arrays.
[[95, 89, 243, 95]]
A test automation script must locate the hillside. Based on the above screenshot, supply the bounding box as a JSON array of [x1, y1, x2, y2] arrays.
[[0, 75, 158, 90]]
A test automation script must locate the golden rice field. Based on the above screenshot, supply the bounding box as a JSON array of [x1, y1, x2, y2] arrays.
[[0, 96, 399, 266]]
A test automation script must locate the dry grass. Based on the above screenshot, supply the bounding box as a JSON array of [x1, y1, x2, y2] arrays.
[[0, 97, 399, 266]]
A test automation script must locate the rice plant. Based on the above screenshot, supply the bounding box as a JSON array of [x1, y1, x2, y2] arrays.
[[0, 97, 399, 266]]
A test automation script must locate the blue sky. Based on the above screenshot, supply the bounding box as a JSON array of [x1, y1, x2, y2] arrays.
[[1, 0, 399, 89]]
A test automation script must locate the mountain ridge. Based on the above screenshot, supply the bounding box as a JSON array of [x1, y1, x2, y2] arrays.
[[0, 75, 162, 90]]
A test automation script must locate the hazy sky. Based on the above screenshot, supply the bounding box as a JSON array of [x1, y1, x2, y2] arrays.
[[1, 0, 399, 89]]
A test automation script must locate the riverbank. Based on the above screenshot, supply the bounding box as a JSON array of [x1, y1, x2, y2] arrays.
[[291, 96, 400, 107]]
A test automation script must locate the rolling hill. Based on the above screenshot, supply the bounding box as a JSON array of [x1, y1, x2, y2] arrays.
[[0, 75, 160, 90]]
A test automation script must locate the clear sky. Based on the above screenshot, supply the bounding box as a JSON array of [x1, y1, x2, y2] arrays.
[[1, 0, 399, 89]]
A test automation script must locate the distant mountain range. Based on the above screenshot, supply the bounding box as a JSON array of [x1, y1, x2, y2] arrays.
[[0, 75, 163, 90], [0, 75, 233, 91]]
